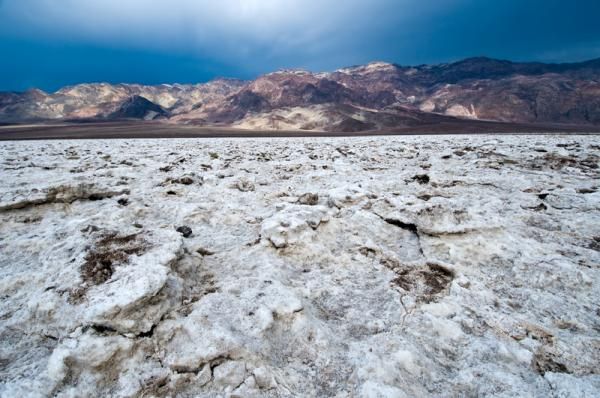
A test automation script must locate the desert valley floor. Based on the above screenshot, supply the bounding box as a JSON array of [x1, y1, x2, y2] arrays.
[[0, 135, 599, 397]]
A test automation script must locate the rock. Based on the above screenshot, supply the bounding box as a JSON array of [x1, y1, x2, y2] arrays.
[[298, 193, 319, 205], [212, 361, 247, 388], [177, 176, 194, 185], [268, 234, 288, 249], [47, 334, 135, 384], [176, 226, 193, 238], [0, 184, 129, 212], [412, 174, 430, 184], [195, 247, 215, 256], [261, 205, 330, 249], [81, 224, 100, 233], [235, 179, 255, 192], [117, 197, 129, 206], [326, 186, 370, 208], [253, 367, 277, 390], [79, 230, 183, 335], [196, 364, 212, 387]]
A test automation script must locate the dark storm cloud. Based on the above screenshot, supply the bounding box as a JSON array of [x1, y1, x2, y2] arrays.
[[1, 0, 599, 91]]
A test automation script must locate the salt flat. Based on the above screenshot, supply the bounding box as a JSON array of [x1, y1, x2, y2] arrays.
[[0, 135, 599, 397]]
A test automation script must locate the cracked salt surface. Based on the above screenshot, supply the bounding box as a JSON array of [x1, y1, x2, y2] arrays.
[[0, 135, 599, 397]]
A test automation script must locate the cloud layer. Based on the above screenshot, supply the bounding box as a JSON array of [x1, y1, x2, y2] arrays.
[[1, 0, 599, 90], [0, 0, 404, 62]]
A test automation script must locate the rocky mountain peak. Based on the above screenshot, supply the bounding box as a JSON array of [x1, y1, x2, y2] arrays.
[[109, 95, 168, 120]]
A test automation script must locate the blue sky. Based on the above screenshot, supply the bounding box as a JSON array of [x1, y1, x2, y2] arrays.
[[1, 0, 599, 91]]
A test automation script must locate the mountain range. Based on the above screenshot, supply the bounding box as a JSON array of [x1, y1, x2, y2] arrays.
[[1, 57, 600, 131]]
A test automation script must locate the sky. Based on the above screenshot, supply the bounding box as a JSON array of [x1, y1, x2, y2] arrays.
[[1, 0, 599, 92]]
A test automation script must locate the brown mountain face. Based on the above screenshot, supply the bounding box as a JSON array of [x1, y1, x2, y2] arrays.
[[109, 95, 169, 120], [1, 57, 599, 131]]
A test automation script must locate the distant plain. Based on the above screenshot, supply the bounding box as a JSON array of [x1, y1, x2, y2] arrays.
[[2, 120, 600, 141]]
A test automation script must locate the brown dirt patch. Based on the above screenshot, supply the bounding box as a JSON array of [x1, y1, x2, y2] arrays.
[[383, 259, 454, 303], [69, 232, 147, 303], [533, 347, 570, 375]]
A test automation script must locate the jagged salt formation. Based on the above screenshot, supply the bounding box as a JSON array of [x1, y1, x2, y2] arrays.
[[0, 135, 599, 397]]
